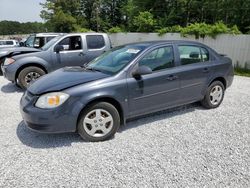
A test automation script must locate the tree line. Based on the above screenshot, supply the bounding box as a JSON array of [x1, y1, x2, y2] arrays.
[[0, 21, 47, 35], [1, 0, 250, 35]]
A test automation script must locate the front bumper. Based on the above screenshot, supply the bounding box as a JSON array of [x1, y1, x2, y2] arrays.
[[20, 91, 78, 133], [1, 63, 17, 82]]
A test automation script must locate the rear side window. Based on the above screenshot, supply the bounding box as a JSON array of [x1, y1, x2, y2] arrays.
[[178, 45, 210, 65], [6, 41, 14, 45], [201, 47, 209, 61], [86, 35, 105, 49]]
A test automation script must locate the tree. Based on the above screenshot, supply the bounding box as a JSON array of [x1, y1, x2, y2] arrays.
[[133, 11, 156, 32]]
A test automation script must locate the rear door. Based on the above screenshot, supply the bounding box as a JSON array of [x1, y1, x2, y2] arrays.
[[52, 35, 86, 68], [176, 45, 213, 102], [127, 45, 182, 117]]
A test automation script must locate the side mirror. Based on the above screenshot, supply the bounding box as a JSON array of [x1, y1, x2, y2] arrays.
[[54, 45, 64, 53], [132, 66, 152, 79]]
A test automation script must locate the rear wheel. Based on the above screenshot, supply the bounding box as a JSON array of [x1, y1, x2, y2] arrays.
[[17, 66, 45, 89], [78, 102, 120, 142], [201, 81, 225, 109]]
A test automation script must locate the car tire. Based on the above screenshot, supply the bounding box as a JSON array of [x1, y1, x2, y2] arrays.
[[201, 81, 225, 109], [17, 66, 45, 89], [78, 102, 120, 142], [0, 59, 4, 75]]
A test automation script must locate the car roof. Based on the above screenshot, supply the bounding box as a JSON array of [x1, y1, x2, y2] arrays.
[[33, 33, 65, 37], [0, 39, 16, 41], [124, 40, 208, 47], [63, 32, 108, 37]]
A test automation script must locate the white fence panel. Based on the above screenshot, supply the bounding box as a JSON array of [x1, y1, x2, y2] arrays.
[[110, 33, 250, 68]]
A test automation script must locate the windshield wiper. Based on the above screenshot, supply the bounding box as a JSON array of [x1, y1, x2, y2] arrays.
[[83, 66, 102, 72]]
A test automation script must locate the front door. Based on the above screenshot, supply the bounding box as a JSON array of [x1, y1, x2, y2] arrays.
[[127, 45, 181, 117], [53, 36, 86, 69]]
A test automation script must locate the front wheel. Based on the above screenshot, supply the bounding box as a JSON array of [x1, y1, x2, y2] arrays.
[[17, 66, 45, 89], [78, 102, 120, 142], [201, 81, 225, 109]]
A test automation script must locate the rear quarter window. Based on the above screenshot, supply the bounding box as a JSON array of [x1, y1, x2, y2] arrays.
[[86, 35, 105, 49]]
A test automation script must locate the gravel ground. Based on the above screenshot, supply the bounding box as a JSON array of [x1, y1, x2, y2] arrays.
[[0, 76, 249, 187]]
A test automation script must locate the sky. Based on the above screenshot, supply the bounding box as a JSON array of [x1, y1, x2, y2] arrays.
[[0, 0, 46, 22]]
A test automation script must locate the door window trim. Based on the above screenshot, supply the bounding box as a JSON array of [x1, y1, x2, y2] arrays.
[[129, 45, 176, 77], [177, 44, 211, 66], [54, 35, 83, 52]]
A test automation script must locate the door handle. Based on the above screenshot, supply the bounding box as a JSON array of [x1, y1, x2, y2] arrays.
[[203, 67, 209, 73], [166, 75, 178, 81], [79, 52, 85, 56]]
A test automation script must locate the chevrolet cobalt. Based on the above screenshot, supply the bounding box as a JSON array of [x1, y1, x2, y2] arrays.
[[20, 41, 234, 142]]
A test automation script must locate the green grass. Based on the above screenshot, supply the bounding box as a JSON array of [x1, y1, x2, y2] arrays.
[[234, 67, 250, 77]]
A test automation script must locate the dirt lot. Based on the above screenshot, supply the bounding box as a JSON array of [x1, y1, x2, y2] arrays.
[[0, 76, 249, 187]]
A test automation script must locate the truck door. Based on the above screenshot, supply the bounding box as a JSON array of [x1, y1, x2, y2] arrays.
[[52, 35, 86, 68]]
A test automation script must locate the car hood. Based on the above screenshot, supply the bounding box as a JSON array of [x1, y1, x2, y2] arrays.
[[28, 67, 110, 95], [0, 47, 41, 58]]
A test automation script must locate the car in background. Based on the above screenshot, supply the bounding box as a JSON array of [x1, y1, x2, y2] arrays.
[[19, 33, 61, 48], [0, 33, 62, 75], [20, 40, 234, 142], [2, 33, 112, 88], [0, 40, 19, 48]]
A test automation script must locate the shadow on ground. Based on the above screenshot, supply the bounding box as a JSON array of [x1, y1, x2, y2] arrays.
[[119, 102, 203, 132], [1, 82, 24, 93], [17, 121, 83, 149], [17, 102, 204, 148]]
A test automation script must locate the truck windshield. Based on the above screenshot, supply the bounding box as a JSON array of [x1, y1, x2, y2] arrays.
[[41, 35, 63, 51], [85, 45, 146, 75], [25, 35, 35, 47]]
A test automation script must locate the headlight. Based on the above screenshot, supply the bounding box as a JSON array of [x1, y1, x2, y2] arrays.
[[35, 92, 70, 109], [4, 58, 15, 65]]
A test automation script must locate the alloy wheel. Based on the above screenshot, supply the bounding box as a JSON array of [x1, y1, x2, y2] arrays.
[[83, 109, 114, 138], [209, 85, 223, 105], [24, 72, 41, 84]]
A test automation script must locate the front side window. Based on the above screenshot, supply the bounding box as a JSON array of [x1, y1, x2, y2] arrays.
[[178, 45, 210, 65], [57, 36, 82, 51], [138, 46, 175, 72], [86, 35, 105, 49], [34, 37, 45, 48]]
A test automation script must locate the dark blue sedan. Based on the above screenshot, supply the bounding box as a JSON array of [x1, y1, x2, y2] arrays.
[[20, 41, 234, 142]]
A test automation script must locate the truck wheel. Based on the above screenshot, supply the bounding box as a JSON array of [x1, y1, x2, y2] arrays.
[[78, 102, 120, 142], [201, 81, 225, 109], [17, 66, 45, 89]]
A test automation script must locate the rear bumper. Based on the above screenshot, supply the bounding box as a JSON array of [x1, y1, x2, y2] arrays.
[[227, 74, 234, 88]]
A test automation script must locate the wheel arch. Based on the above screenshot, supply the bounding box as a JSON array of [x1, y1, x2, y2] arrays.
[[209, 77, 227, 89], [15, 63, 48, 81], [77, 96, 125, 127]]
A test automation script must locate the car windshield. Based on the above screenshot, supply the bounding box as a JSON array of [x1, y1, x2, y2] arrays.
[[41, 35, 62, 51], [85, 45, 146, 75]]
